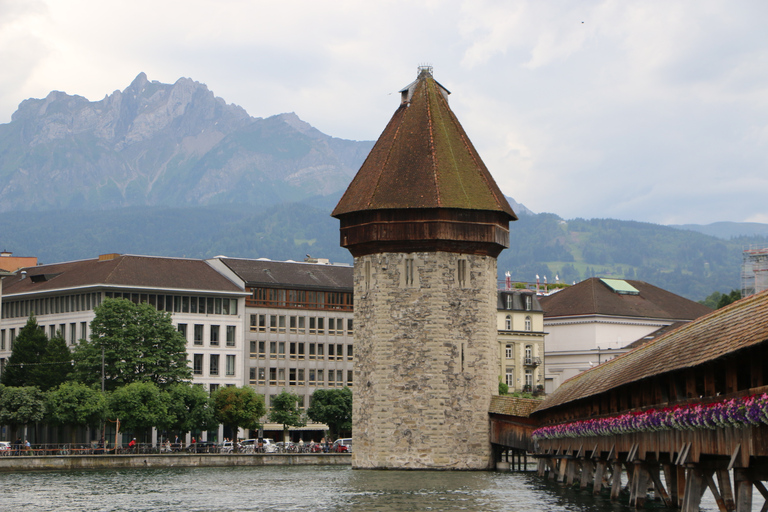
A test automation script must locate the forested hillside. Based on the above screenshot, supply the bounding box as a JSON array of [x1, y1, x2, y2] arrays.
[[1, 205, 762, 301]]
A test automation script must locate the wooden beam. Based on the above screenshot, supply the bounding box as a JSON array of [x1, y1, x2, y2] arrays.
[[703, 470, 729, 512], [734, 468, 752, 512], [593, 460, 606, 495], [581, 459, 595, 490], [610, 460, 623, 502], [629, 462, 650, 509], [648, 464, 673, 508], [716, 468, 736, 511], [682, 468, 704, 512]]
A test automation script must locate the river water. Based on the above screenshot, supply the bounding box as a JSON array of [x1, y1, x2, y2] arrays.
[[0, 465, 727, 512]]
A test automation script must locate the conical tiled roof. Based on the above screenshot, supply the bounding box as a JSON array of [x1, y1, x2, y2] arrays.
[[332, 68, 516, 219]]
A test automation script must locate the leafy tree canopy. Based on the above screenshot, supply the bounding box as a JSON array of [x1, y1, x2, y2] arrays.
[[72, 298, 191, 391], [46, 381, 106, 428], [307, 387, 352, 440], [165, 382, 216, 434], [268, 389, 305, 440], [108, 381, 169, 435], [212, 386, 265, 438], [0, 385, 45, 428], [0, 316, 70, 390]]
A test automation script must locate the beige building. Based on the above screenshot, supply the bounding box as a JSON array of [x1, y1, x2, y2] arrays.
[[207, 256, 353, 440], [497, 290, 545, 394]]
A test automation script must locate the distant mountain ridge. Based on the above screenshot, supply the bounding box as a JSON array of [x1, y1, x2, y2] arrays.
[[1, 74, 764, 301], [670, 222, 768, 240], [0, 73, 373, 212]]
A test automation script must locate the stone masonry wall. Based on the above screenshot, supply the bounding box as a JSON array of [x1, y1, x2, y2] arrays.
[[352, 251, 499, 469]]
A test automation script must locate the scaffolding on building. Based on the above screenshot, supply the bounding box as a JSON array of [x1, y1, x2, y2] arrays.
[[741, 245, 768, 298]]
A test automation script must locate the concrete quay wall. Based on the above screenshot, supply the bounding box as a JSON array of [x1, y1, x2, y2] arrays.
[[0, 453, 351, 472]]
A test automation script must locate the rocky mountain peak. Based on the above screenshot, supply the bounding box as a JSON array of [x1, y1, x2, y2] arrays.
[[0, 74, 374, 213]]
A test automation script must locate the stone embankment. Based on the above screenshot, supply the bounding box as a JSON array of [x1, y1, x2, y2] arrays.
[[0, 453, 350, 472]]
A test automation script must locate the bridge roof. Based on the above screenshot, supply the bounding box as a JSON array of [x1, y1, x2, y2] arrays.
[[533, 288, 768, 414]]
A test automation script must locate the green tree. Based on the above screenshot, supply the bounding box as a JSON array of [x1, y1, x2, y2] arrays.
[[699, 291, 723, 309], [307, 387, 352, 440], [212, 386, 265, 441], [165, 383, 215, 436], [717, 290, 742, 309], [108, 381, 169, 439], [1, 315, 48, 387], [268, 389, 305, 442], [45, 382, 106, 431], [0, 385, 46, 440], [72, 298, 191, 391], [38, 333, 72, 391]]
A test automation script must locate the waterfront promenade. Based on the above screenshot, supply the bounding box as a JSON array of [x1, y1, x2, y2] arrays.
[[0, 453, 350, 472]]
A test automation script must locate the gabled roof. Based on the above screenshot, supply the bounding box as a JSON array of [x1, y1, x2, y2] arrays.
[[533, 289, 768, 414], [538, 278, 711, 321], [2, 255, 243, 295], [332, 68, 516, 219], [218, 258, 352, 291]]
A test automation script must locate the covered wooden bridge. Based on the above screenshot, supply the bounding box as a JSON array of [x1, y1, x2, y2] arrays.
[[527, 289, 768, 512]]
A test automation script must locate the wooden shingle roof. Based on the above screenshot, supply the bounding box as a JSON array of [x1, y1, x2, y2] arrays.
[[332, 68, 516, 219], [533, 289, 768, 414]]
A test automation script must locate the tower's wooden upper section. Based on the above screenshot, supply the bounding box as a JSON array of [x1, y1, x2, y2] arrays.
[[332, 67, 517, 257]]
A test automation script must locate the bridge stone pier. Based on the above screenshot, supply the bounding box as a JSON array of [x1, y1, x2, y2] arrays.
[[526, 289, 768, 511]]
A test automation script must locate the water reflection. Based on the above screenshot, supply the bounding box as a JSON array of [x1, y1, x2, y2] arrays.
[[0, 466, 724, 512]]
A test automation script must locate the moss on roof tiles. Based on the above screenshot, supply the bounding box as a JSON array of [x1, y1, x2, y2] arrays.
[[333, 71, 515, 219]]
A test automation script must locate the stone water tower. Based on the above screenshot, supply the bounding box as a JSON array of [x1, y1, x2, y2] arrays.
[[332, 67, 516, 469]]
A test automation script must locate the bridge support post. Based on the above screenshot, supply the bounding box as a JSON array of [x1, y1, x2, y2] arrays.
[[593, 460, 606, 495], [716, 469, 735, 511], [581, 459, 594, 489], [629, 462, 650, 508], [681, 467, 704, 512], [610, 460, 623, 502], [734, 468, 752, 512]]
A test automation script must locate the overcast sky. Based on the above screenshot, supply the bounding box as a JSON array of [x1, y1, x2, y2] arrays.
[[2, 0, 767, 225]]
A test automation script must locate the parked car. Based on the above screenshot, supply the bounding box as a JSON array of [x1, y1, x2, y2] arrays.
[[242, 438, 276, 453], [332, 438, 352, 453], [0, 441, 10, 455], [219, 440, 234, 453]]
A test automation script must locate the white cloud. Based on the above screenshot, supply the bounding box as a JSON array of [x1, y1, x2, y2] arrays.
[[0, 0, 767, 225]]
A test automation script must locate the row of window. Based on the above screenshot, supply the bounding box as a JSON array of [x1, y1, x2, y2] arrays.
[[105, 292, 239, 316], [249, 314, 352, 335], [178, 324, 237, 347], [250, 367, 353, 388], [0, 322, 87, 351], [248, 288, 353, 311], [505, 368, 535, 388], [250, 341, 353, 361], [192, 354, 237, 377], [505, 344, 536, 360], [1, 292, 103, 319], [504, 315, 533, 331]]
